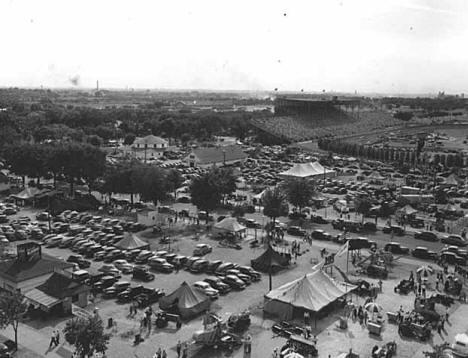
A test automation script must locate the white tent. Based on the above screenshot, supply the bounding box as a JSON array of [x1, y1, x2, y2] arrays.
[[264, 269, 355, 320], [279, 162, 336, 179], [213, 217, 246, 233]]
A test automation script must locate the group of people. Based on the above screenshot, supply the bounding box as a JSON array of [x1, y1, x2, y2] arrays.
[[153, 341, 189, 358], [48, 330, 61, 349], [291, 240, 302, 259], [350, 304, 370, 325]]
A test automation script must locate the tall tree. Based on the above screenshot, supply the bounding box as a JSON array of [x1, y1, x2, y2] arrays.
[[212, 167, 237, 204], [354, 197, 372, 222], [0, 291, 27, 348], [262, 187, 288, 226], [131, 166, 168, 205], [190, 173, 222, 215], [81, 145, 106, 193], [283, 178, 315, 212], [64, 316, 110, 358], [165, 169, 184, 198]]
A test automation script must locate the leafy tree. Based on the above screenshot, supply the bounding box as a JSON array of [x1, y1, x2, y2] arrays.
[[379, 201, 393, 218], [64, 316, 110, 358], [3, 143, 49, 185], [131, 166, 168, 205], [354, 197, 372, 222], [165, 169, 184, 198], [283, 178, 314, 212], [190, 173, 222, 215], [123, 133, 136, 145], [393, 111, 414, 121], [262, 187, 288, 225], [0, 291, 27, 348], [81, 145, 106, 192], [212, 167, 237, 204], [86, 135, 103, 147]]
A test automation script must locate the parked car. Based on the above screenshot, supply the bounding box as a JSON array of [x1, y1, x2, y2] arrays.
[[382, 225, 405, 236], [384, 242, 410, 255], [193, 243, 213, 256], [243, 219, 261, 229], [411, 247, 437, 260], [439, 252, 466, 265], [134, 250, 154, 264], [113, 259, 134, 274], [184, 256, 200, 270], [225, 269, 252, 285], [442, 246, 468, 259], [93, 276, 118, 291], [190, 259, 209, 273], [441, 235, 467, 247], [215, 262, 238, 276], [414, 231, 439, 242], [124, 249, 142, 262], [103, 281, 131, 298], [66, 254, 91, 269], [238, 266, 261, 281], [222, 275, 246, 290], [311, 230, 331, 241], [287, 226, 306, 237], [310, 215, 328, 224], [97, 264, 121, 278], [204, 276, 231, 294], [193, 281, 219, 299], [362, 222, 378, 232], [132, 266, 155, 281], [148, 257, 174, 273]]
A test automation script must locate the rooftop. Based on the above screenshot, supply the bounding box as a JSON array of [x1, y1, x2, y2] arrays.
[[0, 254, 74, 283]]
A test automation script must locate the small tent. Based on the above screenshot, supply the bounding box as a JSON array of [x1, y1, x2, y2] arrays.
[[251, 245, 290, 273], [115, 233, 150, 251], [264, 269, 354, 320], [159, 281, 211, 319], [445, 174, 459, 186], [398, 205, 418, 216], [213, 217, 246, 234]]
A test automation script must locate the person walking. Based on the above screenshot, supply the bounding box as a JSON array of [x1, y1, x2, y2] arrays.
[[55, 330, 60, 346], [182, 343, 188, 358], [161, 349, 167, 358], [156, 347, 162, 358], [49, 331, 57, 349], [176, 340, 182, 358]]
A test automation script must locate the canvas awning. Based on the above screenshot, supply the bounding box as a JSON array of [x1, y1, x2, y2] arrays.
[[24, 288, 60, 309]]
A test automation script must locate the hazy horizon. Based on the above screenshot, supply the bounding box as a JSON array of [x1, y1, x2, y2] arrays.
[[1, 0, 467, 94]]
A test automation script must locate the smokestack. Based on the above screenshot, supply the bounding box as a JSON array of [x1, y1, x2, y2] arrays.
[[96, 80, 99, 91]]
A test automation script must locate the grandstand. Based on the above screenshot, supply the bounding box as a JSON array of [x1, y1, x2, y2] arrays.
[[251, 97, 404, 142]]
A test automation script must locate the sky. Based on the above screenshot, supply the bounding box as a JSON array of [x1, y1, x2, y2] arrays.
[[0, 0, 467, 94]]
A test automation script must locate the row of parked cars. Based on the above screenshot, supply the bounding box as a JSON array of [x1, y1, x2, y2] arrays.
[[382, 239, 468, 266]]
